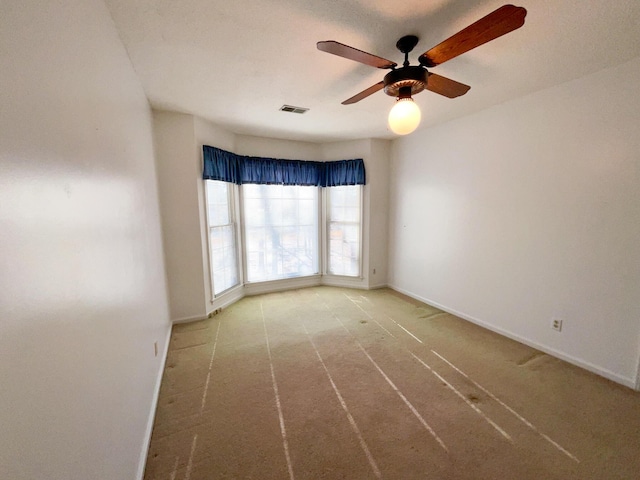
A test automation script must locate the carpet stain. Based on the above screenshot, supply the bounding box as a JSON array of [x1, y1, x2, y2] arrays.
[[517, 351, 547, 367], [467, 393, 481, 403], [418, 312, 448, 320]]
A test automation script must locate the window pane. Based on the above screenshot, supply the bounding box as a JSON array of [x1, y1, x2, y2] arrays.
[[206, 181, 230, 226], [210, 224, 239, 294], [327, 185, 361, 277], [243, 185, 318, 282], [206, 180, 239, 295]]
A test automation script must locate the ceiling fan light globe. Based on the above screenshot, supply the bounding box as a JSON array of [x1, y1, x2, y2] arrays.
[[388, 98, 421, 135]]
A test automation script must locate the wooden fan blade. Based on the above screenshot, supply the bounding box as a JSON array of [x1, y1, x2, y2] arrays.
[[342, 81, 385, 105], [419, 4, 527, 67], [318, 41, 397, 69], [426, 73, 470, 98]]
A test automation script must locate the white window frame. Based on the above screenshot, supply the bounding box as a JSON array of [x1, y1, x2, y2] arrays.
[[240, 183, 321, 284], [205, 181, 365, 291], [323, 185, 364, 279], [204, 180, 242, 298]]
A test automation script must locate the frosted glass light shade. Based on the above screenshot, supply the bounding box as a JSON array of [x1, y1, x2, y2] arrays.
[[388, 97, 421, 135]]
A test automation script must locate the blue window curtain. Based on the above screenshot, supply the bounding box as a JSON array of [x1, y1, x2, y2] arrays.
[[202, 146, 240, 184], [322, 159, 365, 187], [203, 145, 365, 186], [240, 157, 324, 186]]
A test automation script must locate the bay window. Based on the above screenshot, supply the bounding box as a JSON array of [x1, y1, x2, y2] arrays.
[[202, 145, 365, 292]]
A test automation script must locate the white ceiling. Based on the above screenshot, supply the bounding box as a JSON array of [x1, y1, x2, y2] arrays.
[[105, 0, 640, 143]]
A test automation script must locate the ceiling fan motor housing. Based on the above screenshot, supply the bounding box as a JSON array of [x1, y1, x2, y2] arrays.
[[383, 66, 428, 97]]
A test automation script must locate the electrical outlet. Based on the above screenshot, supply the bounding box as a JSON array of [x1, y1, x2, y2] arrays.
[[551, 319, 563, 332]]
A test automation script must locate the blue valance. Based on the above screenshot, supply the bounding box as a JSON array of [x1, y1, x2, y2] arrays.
[[202, 146, 240, 184], [203, 145, 365, 187], [240, 157, 325, 186], [322, 159, 365, 187]]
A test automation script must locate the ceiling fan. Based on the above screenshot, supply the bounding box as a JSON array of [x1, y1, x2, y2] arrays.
[[317, 4, 527, 134]]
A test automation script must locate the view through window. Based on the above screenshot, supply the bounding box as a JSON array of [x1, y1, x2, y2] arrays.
[[327, 185, 361, 276], [205, 181, 362, 290], [206, 180, 239, 295], [242, 184, 319, 282]]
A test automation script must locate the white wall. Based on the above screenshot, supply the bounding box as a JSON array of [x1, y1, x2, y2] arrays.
[[322, 139, 391, 289], [368, 139, 391, 288], [389, 56, 640, 387], [155, 113, 243, 320], [153, 112, 209, 322], [236, 134, 322, 160], [0, 1, 171, 479]]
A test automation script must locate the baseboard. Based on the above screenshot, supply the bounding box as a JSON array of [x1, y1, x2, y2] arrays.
[[136, 324, 172, 480], [209, 286, 245, 314], [320, 276, 388, 290], [389, 284, 637, 390], [244, 275, 322, 296], [320, 275, 367, 290], [172, 314, 208, 324]]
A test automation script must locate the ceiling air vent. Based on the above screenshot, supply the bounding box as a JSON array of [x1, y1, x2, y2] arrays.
[[280, 105, 309, 114]]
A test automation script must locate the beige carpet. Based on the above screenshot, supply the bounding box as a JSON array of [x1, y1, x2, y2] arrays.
[[144, 287, 640, 479]]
